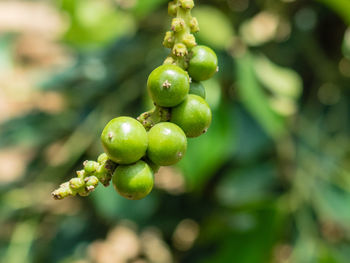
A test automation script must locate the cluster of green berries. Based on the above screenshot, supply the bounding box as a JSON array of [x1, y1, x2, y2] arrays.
[[51, 0, 218, 201], [102, 45, 217, 200]]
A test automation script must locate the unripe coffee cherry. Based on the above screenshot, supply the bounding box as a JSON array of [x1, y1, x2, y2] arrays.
[[112, 160, 154, 200], [147, 122, 187, 166], [101, 117, 148, 164], [188, 45, 218, 81], [170, 94, 212, 138], [147, 64, 189, 107], [189, 82, 206, 99]]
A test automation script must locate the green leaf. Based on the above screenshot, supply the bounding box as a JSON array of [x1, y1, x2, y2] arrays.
[[90, 183, 159, 222], [312, 180, 350, 227], [177, 103, 236, 191], [200, 205, 284, 263], [131, 0, 168, 19], [215, 162, 277, 207], [316, 0, 350, 25], [61, 0, 136, 49], [253, 54, 303, 99], [235, 52, 286, 138], [0, 35, 14, 71], [0, 112, 75, 148], [193, 6, 234, 50], [342, 27, 350, 58]]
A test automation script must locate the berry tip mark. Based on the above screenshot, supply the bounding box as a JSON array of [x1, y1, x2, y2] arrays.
[[162, 80, 172, 89]]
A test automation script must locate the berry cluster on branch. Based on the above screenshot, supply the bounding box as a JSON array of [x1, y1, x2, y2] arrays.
[[52, 0, 218, 200]]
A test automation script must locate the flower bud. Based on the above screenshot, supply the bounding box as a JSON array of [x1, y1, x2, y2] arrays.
[[164, 56, 176, 65], [171, 18, 185, 32], [78, 188, 89, 196], [168, 1, 177, 17], [76, 169, 85, 178], [69, 177, 85, 189], [97, 153, 108, 164], [183, 34, 197, 48], [52, 182, 76, 200], [190, 17, 200, 33], [173, 43, 188, 57], [180, 0, 194, 9], [86, 176, 99, 187], [84, 160, 97, 174], [163, 31, 175, 48]]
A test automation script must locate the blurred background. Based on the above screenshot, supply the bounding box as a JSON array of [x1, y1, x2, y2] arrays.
[[0, 0, 350, 262]]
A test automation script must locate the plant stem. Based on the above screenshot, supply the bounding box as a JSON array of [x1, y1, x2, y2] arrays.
[[163, 0, 198, 69]]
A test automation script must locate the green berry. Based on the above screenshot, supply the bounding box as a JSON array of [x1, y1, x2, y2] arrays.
[[188, 45, 218, 81], [101, 117, 148, 164], [147, 122, 187, 166], [170, 94, 212, 138], [147, 64, 189, 107], [189, 82, 206, 99], [112, 160, 154, 200]]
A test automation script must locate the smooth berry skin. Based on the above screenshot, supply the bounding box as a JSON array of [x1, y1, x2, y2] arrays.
[[189, 82, 206, 99], [147, 64, 190, 107], [147, 122, 187, 166], [112, 160, 154, 200], [101, 117, 148, 164], [170, 94, 212, 138], [188, 45, 218, 81]]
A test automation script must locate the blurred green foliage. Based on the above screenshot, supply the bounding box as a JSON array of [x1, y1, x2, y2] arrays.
[[0, 0, 350, 262]]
